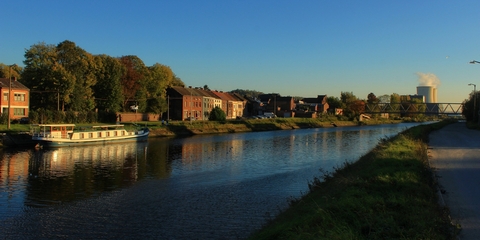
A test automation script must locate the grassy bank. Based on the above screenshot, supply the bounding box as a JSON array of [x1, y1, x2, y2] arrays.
[[248, 120, 456, 240], [146, 118, 406, 137], [0, 117, 420, 136]]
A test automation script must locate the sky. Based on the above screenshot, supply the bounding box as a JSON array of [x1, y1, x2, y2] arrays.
[[2, 0, 480, 103]]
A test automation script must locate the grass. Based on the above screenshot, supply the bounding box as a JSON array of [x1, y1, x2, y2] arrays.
[[248, 120, 457, 240]]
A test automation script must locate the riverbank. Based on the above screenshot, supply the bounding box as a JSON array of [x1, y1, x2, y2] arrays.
[[146, 118, 404, 137], [0, 118, 420, 147], [248, 120, 457, 239]]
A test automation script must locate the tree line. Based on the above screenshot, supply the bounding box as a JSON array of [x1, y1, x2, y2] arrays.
[[0, 40, 440, 123], [1, 40, 185, 122]]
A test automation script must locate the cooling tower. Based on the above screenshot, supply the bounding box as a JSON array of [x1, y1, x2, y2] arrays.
[[417, 86, 437, 103]]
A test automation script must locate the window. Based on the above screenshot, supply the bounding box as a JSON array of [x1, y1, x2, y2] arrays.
[[3, 93, 7, 101], [13, 108, 25, 116], [14, 93, 25, 101]]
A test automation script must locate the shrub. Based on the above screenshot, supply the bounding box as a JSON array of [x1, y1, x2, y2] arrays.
[[209, 107, 226, 121]]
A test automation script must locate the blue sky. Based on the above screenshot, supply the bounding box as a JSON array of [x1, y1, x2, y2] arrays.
[[3, 0, 480, 103]]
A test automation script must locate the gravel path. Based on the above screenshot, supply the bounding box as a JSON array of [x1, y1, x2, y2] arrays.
[[429, 122, 480, 240]]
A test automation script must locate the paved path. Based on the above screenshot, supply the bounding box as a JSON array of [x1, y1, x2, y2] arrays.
[[429, 122, 480, 240]]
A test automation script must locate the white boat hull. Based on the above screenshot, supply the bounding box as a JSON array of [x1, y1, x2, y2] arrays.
[[31, 124, 150, 148]]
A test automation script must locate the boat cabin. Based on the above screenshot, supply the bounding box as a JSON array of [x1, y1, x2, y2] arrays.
[[31, 124, 75, 139]]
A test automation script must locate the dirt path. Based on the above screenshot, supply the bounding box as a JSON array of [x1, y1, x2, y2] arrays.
[[429, 122, 480, 240]]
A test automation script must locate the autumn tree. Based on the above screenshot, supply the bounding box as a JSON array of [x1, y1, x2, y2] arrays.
[[0, 63, 22, 79], [366, 92, 380, 114], [119, 55, 147, 112]]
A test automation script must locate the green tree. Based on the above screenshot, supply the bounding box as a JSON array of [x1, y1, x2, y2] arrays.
[[230, 89, 263, 99], [143, 63, 174, 114], [390, 93, 401, 104], [209, 106, 226, 121], [56, 40, 96, 112], [326, 96, 342, 110], [170, 74, 185, 87], [341, 92, 360, 119], [378, 94, 390, 103], [93, 55, 125, 112], [340, 92, 358, 105], [22, 42, 64, 110]]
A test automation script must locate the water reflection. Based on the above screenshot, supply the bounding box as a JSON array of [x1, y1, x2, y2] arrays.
[[27, 142, 151, 206], [0, 123, 425, 238]]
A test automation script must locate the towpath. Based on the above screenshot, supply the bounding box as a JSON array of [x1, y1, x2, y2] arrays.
[[429, 122, 480, 240]]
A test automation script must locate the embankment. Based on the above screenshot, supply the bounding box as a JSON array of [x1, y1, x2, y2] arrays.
[[248, 120, 456, 239]]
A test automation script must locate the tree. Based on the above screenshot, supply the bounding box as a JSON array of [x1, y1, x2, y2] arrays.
[[390, 93, 401, 104], [22, 42, 64, 110], [56, 40, 96, 111], [209, 106, 226, 121], [119, 55, 147, 111], [326, 96, 342, 110], [170, 74, 185, 87], [0, 63, 22, 79], [341, 92, 360, 119], [366, 93, 380, 114], [349, 100, 366, 117], [378, 94, 390, 103], [93, 55, 125, 112], [230, 89, 263, 99], [462, 93, 477, 122], [340, 92, 358, 104], [367, 93, 378, 104], [144, 63, 173, 114]]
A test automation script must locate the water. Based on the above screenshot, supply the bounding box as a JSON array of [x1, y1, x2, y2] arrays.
[[0, 123, 424, 239]]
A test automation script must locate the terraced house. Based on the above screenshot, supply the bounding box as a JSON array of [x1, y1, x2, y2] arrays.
[[167, 86, 246, 121], [0, 78, 29, 121]]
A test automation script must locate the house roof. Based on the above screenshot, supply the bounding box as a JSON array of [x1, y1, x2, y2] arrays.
[[211, 90, 235, 101], [0, 78, 29, 90]]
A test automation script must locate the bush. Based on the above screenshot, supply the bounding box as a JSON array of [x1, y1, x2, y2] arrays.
[[209, 107, 226, 121]]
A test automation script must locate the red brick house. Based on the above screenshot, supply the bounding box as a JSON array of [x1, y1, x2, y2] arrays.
[[0, 78, 29, 120]]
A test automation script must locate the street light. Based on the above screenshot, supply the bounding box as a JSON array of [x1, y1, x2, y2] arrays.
[[469, 83, 476, 122]]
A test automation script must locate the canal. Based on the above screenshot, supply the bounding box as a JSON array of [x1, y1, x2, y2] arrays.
[[0, 123, 424, 239]]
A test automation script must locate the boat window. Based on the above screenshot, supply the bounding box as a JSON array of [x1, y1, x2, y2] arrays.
[[89, 133, 93, 138], [81, 133, 84, 139], [98, 132, 101, 137]]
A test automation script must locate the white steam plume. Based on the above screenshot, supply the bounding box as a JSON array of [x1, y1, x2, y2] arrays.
[[416, 72, 441, 87]]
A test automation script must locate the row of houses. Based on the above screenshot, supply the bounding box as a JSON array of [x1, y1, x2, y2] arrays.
[[166, 86, 330, 121]]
